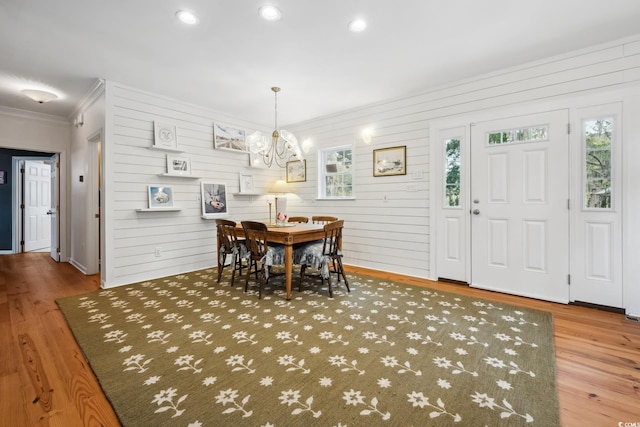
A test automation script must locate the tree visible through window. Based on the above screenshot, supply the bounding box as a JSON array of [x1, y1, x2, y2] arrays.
[[584, 118, 612, 209], [319, 145, 353, 198], [444, 138, 461, 207]]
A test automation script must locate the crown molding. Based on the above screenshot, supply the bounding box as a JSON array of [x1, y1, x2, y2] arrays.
[[0, 105, 70, 125], [68, 78, 105, 120]]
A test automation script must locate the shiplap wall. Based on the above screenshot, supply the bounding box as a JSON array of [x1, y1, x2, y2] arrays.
[[287, 35, 640, 279], [101, 35, 640, 288], [102, 82, 279, 287]]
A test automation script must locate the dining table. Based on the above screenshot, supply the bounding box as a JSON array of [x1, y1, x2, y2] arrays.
[[217, 221, 325, 300]]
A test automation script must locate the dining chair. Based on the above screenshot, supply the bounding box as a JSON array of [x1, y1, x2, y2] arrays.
[[288, 216, 309, 223], [241, 220, 286, 299], [311, 215, 337, 224], [215, 219, 247, 286], [296, 219, 350, 297]]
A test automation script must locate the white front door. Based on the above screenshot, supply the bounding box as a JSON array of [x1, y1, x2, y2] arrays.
[[470, 110, 570, 303], [24, 160, 51, 252]]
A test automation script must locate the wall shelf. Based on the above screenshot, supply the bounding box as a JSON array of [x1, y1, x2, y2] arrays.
[[148, 146, 183, 153], [232, 192, 263, 196], [157, 173, 199, 179], [136, 208, 181, 212]]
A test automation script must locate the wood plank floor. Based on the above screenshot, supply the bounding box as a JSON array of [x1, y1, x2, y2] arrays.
[[1, 253, 639, 426]]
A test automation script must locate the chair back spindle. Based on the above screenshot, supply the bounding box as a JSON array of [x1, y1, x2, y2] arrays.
[[312, 215, 338, 225], [288, 216, 309, 223]]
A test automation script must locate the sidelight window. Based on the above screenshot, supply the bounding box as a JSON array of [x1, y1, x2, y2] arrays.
[[444, 138, 461, 207], [583, 118, 612, 209]]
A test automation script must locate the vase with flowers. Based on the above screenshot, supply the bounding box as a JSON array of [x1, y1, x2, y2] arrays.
[[276, 212, 288, 226]]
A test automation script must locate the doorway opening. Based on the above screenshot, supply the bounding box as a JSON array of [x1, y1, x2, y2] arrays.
[[11, 153, 59, 261]]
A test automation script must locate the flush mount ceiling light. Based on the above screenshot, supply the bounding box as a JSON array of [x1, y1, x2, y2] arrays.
[[176, 10, 199, 25], [247, 86, 302, 168], [348, 18, 367, 32], [21, 89, 58, 104], [259, 5, 282, 21]]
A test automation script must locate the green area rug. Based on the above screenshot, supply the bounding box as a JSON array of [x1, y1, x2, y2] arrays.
[[57, 268, 560, 426]]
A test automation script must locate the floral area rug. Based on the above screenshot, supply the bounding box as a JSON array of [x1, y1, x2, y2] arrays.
[[56, 267, 560, 426]]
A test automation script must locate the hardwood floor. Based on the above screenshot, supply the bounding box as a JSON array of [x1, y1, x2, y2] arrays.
[[1, 253, 639, 426]]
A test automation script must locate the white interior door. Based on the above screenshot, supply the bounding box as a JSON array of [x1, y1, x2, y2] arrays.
[[50, 154, 60, 261], [24, 160, 51, 252], [471, 110, 570, 303]]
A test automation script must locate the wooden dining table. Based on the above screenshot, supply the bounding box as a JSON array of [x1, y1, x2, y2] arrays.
[[218, 222, 325, 300]]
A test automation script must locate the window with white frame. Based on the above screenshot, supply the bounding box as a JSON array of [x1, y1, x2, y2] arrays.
[[318, 145, 353, 198], [583, 117, 613, 209], [444, 138, 461, 207]]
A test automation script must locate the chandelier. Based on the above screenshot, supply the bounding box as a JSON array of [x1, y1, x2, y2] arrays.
[[247, 86, 302, 168]]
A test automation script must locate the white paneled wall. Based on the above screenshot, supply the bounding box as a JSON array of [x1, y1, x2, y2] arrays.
[[287, 35, 640, 280], [102, 82, 278, 287], [100, 35, 640, 288]]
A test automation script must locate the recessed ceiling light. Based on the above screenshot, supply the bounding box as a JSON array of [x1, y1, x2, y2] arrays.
[[259, 5, 282, 21], [21, 89, 58, 104], [348, 18, 367, 33], [176, 10, 199, 25]]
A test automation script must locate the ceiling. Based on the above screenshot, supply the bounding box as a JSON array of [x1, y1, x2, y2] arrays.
[[2, 0, 640, 126]]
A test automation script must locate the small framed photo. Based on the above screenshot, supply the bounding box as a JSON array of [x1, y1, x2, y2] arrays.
[[148, 185, 174, 208], [214, 122, 247, 152], [239, 173, 254, 193], [286, 160, 306, 183], [153, 122, 178, 150], [0, 170, 6, 185], [166, 154, 191, 176], [373, 146, 407, 177], [201, 182, 228, 218]]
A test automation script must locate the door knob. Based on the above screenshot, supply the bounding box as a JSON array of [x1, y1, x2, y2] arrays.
[[46, 210, 54, 215], [473, 209, 480, 215]]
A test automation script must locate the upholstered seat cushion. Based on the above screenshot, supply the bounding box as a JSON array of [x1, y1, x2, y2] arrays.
[[262, 244, 285, 279], [219, 241, 249, 270], [293, 241, 331, 279]]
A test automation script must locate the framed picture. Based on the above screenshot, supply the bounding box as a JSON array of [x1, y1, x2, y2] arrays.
[[286, 160, 306, 183], [239, 173, 254, 193], [148, 185, 174, 208], [201, 182, 228, 218], [0, 170, 6, 185], [153, 122, 178, 150], [373, 146, 407, 177], [214, 122, 247, 152], [166, 154, 191, 176]]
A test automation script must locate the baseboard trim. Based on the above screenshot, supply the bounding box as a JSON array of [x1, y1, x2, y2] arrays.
[[69, 258, 88, 275]]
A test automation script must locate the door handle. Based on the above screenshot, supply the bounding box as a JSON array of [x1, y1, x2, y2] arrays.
[[473, 209, 480, 215], [46, 210, 54, 215]]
